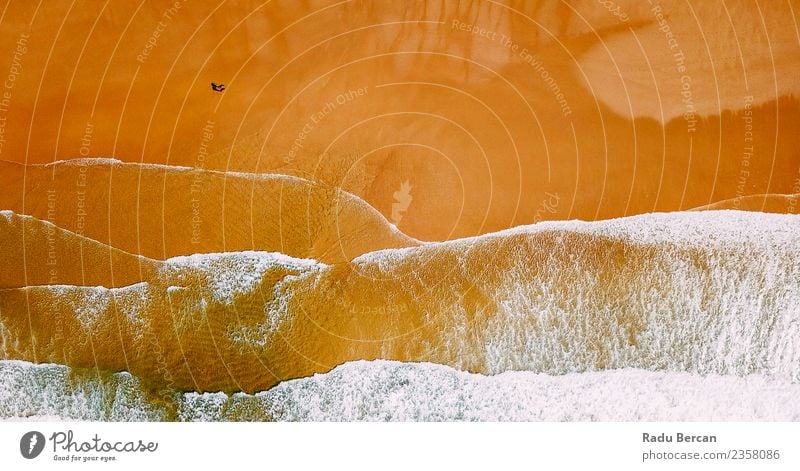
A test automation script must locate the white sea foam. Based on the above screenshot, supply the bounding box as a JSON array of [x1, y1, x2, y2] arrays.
[[165, 251, 325, 304], [0, 360, 167, 421], [346, 211, 800, 383], [567, 210, 800, 248], [2, 360, 799, 421], [353, 210, 800, 265], [44, 157, 125, 167], [72, 289, 111, 329], [262, 360, 800, 421], [2, 211, 798, 386], [113, 282, 150, 327]]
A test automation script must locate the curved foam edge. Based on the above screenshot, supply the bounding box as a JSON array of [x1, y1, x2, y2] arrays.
[[2, 360, 799, 421], [5, 157, 423, 247], [690, 193, 800, 213], [352, 209, 800, 265]]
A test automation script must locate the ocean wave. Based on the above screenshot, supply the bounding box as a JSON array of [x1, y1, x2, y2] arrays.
[[0, 160, 418, 264], [0, 211, 798, 392], [2, 360, 799, 421]]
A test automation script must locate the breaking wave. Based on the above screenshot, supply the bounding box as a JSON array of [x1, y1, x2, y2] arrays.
[[2, 360, 799, 421], [0, 210, 798, 400]]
